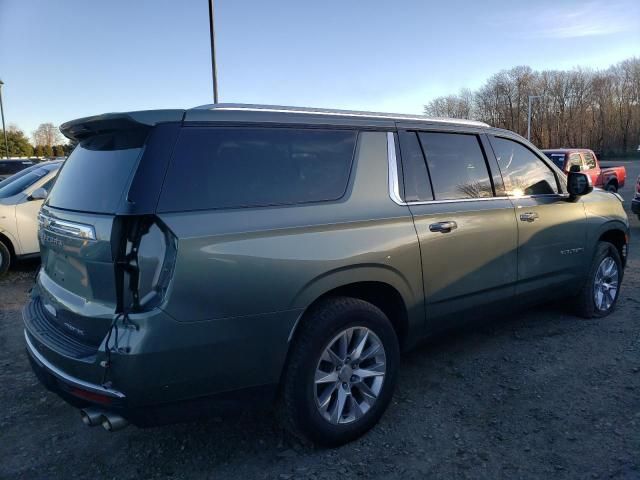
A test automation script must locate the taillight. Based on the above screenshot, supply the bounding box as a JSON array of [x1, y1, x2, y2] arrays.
[[114, 216, 177, 314], [135, 218, 177, 311]]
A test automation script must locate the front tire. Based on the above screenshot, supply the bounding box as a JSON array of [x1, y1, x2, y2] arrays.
[[0, 241, 11, 276], [281, 297, 400, 446], [572, 241, 623, 318]]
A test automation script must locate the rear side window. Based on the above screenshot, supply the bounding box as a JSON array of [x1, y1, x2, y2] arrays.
[[417, 132, 493, 200], [158, 127, 357, 212], [491, 137, 558, 196], [544, 153, 565, 169], [397, 131, 433, 202]]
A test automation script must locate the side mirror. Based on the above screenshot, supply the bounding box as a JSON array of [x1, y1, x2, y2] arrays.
[[28, 187, 48, 201], [567, 171, 593, 199]]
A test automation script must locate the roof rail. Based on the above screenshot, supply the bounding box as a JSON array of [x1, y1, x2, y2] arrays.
[[192, 103, 490, 128]]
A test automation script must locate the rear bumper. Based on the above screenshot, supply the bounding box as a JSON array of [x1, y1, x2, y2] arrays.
[[632, 197, 640, 216], [25, 329, 127, 413], [25, 330, 277, 426], [23, 293, 298, 425]]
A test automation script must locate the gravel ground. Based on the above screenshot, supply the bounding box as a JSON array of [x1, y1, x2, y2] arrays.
[[1, 160, 638, 480]]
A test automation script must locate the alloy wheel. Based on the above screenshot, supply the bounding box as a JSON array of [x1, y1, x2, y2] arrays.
[[593, 256, 619, 311], [314, 327, 386, 425]]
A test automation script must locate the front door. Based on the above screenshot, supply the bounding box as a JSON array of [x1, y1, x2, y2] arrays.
[[488, 136, 587, 298], [398, 129, 518, 327]]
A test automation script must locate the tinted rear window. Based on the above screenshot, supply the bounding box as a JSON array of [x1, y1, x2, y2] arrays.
[[46, 130, 146, 213], [158, 127, 357, 212], [418, 132, 493, 200]]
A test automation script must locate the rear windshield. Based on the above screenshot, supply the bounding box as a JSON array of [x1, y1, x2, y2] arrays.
[[543, 152, 566, 169], [158, 127, 357, 212], [46, 130, 146, 213], [0, 163, 59, 198]]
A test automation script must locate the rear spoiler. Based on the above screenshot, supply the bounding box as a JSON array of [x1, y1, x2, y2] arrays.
[[60, 110, 185, 142]]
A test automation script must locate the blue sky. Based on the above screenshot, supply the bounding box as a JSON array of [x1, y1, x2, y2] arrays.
[[1, 0, 638, 139]]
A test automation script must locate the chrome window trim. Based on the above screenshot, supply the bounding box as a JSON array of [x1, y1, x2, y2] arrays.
[[387, 132, 570, 206], [24, 330, 126, 399], [387, 132, 405, 205], [38, 212, 96, 241]]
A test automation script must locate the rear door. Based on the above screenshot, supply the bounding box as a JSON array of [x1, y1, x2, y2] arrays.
[[397, 128, 518, 326], [487, 135, 587, 298]]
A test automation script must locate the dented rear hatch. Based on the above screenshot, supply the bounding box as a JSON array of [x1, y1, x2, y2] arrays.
[[33, 112, 182, 350]]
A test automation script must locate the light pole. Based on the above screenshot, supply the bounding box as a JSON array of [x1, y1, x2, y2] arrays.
[[0, 80, 8, 158], [208, 0, 219, 103], [527, 95, 543, 142]]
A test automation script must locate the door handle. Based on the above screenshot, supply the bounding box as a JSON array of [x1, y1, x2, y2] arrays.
[[429, 221, 458, 233], [519, 212, 539, 222]]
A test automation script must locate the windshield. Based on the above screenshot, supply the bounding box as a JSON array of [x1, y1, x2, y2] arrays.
[[544, 152, 566, 169], [0, 163, 60, 199], [46, 130, 146, 213]]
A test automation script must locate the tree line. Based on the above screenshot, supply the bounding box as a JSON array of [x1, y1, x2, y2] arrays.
[[424, 57, 640, 156], [1, 122, 71, 158]]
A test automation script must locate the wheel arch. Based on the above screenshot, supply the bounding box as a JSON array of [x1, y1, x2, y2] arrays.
[[598, 226, 628, 267], [0, 230, 16, 259], [289, 264, 422, 350]]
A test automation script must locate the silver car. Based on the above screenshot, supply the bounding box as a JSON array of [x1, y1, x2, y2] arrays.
[[0, 161, 61, 274]]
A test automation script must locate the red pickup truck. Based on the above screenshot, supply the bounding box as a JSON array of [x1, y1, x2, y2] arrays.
[[542, 148, 626, 192]]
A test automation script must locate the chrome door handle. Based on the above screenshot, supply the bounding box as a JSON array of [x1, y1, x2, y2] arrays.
[[429, 221, 458, 233], [519, 212, 539, 222]]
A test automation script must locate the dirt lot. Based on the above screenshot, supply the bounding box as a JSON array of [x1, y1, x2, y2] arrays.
[[1, 160, 639, 480]]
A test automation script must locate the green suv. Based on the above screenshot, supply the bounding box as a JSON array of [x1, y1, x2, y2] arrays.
[[24, 104, 629, 445]]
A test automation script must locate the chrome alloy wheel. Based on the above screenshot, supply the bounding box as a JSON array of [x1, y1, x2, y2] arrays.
[[593, 256, 619, 311], [314, 327, 386, 425]]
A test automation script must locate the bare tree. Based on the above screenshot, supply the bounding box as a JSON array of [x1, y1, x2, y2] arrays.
[[32, 123, 63, 147], [423, 57, 640, 155]]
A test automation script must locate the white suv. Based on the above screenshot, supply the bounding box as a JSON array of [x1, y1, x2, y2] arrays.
[[0, 161, 61, 275]]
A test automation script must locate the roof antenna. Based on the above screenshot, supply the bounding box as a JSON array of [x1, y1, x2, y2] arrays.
[[208, 0, 219, 104]]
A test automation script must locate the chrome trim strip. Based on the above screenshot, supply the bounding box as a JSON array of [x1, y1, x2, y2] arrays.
[[387, 132, 405, 206], [24, 330, 125, 399], [197, 103, 491, 127], [38, 213, 96, 240]]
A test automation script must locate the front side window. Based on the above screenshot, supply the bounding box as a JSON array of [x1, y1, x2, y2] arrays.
[[567, 153, 583, 171], [417, 132, 493, 200], [491, 137, 559, 196], [583, 152, 597, 169], [158, 127, 357, 212]]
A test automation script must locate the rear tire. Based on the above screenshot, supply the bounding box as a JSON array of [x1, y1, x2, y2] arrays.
[[605, 183, 618, 193], [0, 241, 11, 276], [572, 241, 622, 318], [280, 297, 400, 446]]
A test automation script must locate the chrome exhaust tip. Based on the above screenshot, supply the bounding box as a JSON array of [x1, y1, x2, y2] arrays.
[[80, 407, 104, 427], [100, 412, 128, 432]]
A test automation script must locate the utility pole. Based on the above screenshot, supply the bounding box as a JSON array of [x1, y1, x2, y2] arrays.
[[527, 95, 543, 142], [0, 80, 8, 158], [208, 0, 219, 103]]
